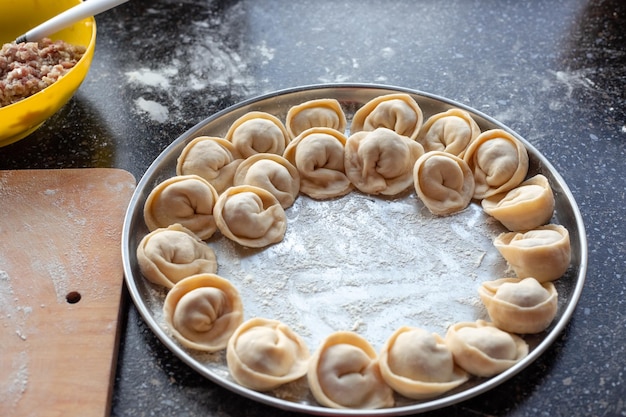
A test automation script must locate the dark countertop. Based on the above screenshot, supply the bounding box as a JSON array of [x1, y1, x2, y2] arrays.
[[2, 0, 625, 416]]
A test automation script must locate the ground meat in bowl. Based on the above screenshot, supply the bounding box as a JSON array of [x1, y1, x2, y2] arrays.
[[0, 37, 86, 108]]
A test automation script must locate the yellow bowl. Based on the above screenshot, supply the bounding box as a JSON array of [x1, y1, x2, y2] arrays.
[[0, 0, 96, 147]]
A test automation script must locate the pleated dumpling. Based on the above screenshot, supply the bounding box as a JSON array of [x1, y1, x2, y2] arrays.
[[481, 174, 555, 231], [463, 129, 529, 199], [478, 277, 558, 334], [351, 93, 423, 140], [163, 273, 243, 352], [344, 127, 424, 196], [413, 151, 475, 216], [143, 174, 219, 240], [136, 224, 217, 289], [493, 224, 571, 282], [233, 153, 300, 209], [379, 327, 468, 399], [445, 320, 528, 377], [214, 185, 287, 248], [176, 136, 243, 194], [416, 108, 481, 157], [283, 127, 352, 199], [285, 98, 347, 139], [226, 318, 310, 391], [307, 331, 394, 409], [225, 111, 290, 158]]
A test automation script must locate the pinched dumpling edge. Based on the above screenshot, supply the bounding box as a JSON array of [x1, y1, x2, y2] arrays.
[[225, 111, 291, 158], [285, 98, 347, 139], [479, 277, 558, 334], [214, 184, 287, 248], [494, 224, 571, 282], [283, 127, 353, 199], [233, 152, 301, 209], [416, 108, 481, 157], [163, 273, 244, 352], [413, 150, 475, 216], [143, 174, 220, 240], [136, 223, 217, 289], [379, 326, 468, 399], [226, 317, 310, 391], [344, 127, 425, 196], [463, 128, 529, 199], [176, 136, 243, 194], [307, 331, 395, 409], [445, 320, 529, 377], [481, 174, 555, 231], [351, 93, 424, 140]]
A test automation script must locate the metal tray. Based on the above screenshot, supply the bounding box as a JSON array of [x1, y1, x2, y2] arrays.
[[121, 84, 587, 416]]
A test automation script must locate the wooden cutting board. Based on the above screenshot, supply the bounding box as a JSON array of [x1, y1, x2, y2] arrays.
[[0, 168, 136, 417]]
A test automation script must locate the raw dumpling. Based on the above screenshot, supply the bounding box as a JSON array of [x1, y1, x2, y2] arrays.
[[493, 224, 571, 282], [225, 111, 290, 158], [479, 277, 558, 334], [176, 136, 243, 194], [416, 108, 481, 157], [136, 223, 217, 289], [214, 185, 287, 248], [307, 331, 394, 409], [283, 127, 352, 199], [143, 174, 219, 240], [226, 317, 310, 391], [344, 127, 424, 196], [481, 174, 555, 231], [413, 151, 475, 216], [163, 273, 243, 352], [445, 320, 528, 377], [351, 93, 423, 140], [285, 98, 347, 139], [463, 129, 529, 199], [233, 153, 300, 209], [379, 327, 468, 399]]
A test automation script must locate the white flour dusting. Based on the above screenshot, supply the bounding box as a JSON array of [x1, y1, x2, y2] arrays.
[[0, 271, 30, 412], [124, 3, 270, 122], [135, 98, 170, 123], [143, 192, 503, 358]]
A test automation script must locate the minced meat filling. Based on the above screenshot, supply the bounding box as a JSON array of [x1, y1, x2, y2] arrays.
[[0, 38, 86, 108]]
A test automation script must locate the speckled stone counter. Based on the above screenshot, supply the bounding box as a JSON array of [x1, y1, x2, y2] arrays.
[[2, 0, 625, 416]]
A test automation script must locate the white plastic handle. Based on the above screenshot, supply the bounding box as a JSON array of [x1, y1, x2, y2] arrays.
[[16, 0, 130, 43]]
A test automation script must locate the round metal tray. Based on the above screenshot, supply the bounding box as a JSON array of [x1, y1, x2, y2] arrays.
[[121, 84, 587, 416]]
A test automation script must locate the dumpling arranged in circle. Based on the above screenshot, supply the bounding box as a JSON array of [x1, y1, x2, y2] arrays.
[[214, 185, 287, 248], [143, 174, 219, 240], [345, 127, 424, 196], [285, 98, 347, 139], [445, 320, 529, 377], [227, 317, 310, 391], [416, 108, 481, 157], [163, 273, 244, 352], [225, 111, 290, 158], [494, 224, 571, 282], [478, 277, 558, 334], [283, 127, 352, 199], [413, 150, 475, 216], [233, 153, 300, 209], [351, 93, 423, 140], [463, 129, 529, 199], [137, 223, 217, 289], [307, 331, 394, 409], [379, 326, 468, 399], [176, 136, 243, 194]]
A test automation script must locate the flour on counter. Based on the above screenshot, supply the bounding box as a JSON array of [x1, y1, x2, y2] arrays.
[[135, 98, 170, 123], [0, 271, 30, 411], [123, 2, 273, 123]]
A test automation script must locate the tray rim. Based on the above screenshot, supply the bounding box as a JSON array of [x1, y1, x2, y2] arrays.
[[121, 82, 588, 416]]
